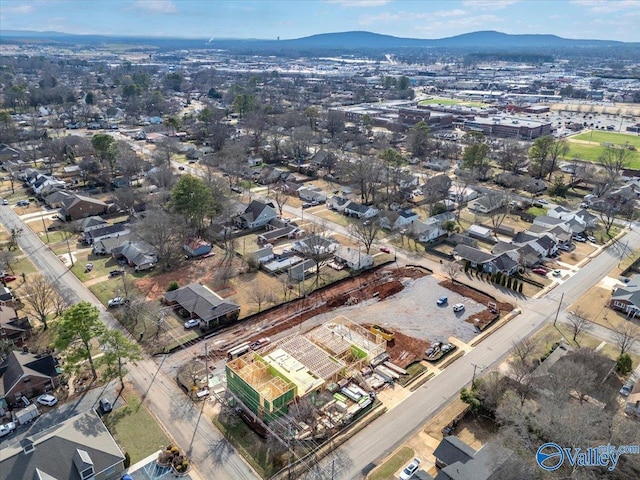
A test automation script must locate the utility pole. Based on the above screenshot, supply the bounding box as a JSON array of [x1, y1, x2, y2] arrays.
[[41, 214, 49, 243], [553, 292, 564, 326], [471, 363, 482, 388]]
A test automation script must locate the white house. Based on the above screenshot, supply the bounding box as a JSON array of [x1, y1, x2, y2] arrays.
[[468, 193, 506, 214], [334, 246, 374, 270], [448, 184, 478, 203], [410, 222, 447, 243], [234, 200, 278, 229], [344, 201, 379, 219], [379, 209, 418, 230]]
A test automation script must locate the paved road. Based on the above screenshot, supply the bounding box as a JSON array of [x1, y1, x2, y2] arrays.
[[0, 206, 257, 480], [307, 227, 640, 480]]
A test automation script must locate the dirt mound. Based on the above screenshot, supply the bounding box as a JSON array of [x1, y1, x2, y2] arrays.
[[439, 280, 513, 330]]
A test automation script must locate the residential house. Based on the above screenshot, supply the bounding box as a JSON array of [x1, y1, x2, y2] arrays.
[[379, 209, 418, 231], [625, 380, 640, 418], [532, 215, 568, 230], [289, 259, 319, 281], [409, 221, 447, 243], [31, 175, 65, 196], [298, 187, 327, 203], [76, 216, 108, 232], [0, 351, 60, 406], [420, 174, 452, 202], [467, 224, 493, 240], [42, 190, 73, 208], [0, 410, 126, 480], [452, 244, 518, 275], [93, 234, 132, 255], [163, 283, 240, 330], [0, 307, 32, 347], [609, 275, 640, 317], [183, 237, 212, 257], [344, 201, 379, 219], [83, 224, 129, 245], [310, 150, 335, 170], [111, 241, 157, 271], [59, 194, 108, 221], [282, 180, 303, 194], [448, 185, 478, 203], [292, 234, 339, 256], [257, 225, 300, 245], [235, 200, 278, 229], [259, 166, 289, 184], [433, 436, 515, 480], [334, 246, 374, 271], [326, 195, 351, 212], [0, 144, 24, 163], [251, 246, 275, 264], [0, 286, 15, 305], [468, 193, 506, 214], [513, 231, 558, 257]]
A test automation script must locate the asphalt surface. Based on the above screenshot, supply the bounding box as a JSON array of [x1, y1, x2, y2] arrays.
[[0, 205, 257, 480]]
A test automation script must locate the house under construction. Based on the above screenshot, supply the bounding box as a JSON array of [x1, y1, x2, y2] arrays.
[[226, 316, 386, 422]]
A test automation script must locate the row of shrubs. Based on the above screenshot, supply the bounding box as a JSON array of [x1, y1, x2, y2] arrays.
[[464, 261, 524, 293]]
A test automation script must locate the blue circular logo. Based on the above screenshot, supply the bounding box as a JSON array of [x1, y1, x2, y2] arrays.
[[536, 443, 564, 471]]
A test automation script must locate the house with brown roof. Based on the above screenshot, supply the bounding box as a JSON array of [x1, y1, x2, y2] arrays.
[[163, 283, 240, 330], [0, 351, 60, 407], [0, 307, 32, 347], [59, 194, 108, 221]]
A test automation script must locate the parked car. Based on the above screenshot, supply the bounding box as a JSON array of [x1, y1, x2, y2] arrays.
[[552, 269, 562, 277], [178, 166, 185, 171], [558, 244, 573, 252], [532, 268, 548, 275], [453, 303, 465, 313], [109, 269, 124, 278], [99, 398, 113, 413], [537, 199, 548, 204], [0, 421, 16, 437], [573, 235, 586, 243], [399, 458, 421, 480], [380, 246, 391, 253], [2, 275, 16, 282], [620, 380, 634, 396], [301, 202, 313, 209], [587, 235, 597, 243], [425, 346, 438, 357], [437, 296, 448, 305], [107, 297, 127, 307], [16, 200, 29, 207], [36, 394, 58, 407], [230, 186, 243, 194], [441, 343, 455, 353], [184, 319, 200, 329], [1, 199, 7, 205]]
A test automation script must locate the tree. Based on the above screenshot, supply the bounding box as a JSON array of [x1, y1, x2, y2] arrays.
[[408, 121, 430, 159], [511, 337, 538, 364], [349, 219, 382, 255], [55, 302, 106, 379], [379, 148, 405, 205], [271, 184, 289, 216], [248, 282, 275, 313], [91, 133, 117, 176], [613, 322, 639, 355], [0, 248, 18, 274], [445, 261, 461, 284], [171, 175, 213, 234], [567, 308, 592, 344], [462, 142, 492, 180], [98, 329, 142, 386], [20, 274, 66, 330], [8, 227, 23, 251], [133, 208, 184, 271], [495, 139, 528, 173], [616, 353, 633, 374], [548, 174, 569, 198], [326, 110, 345, 138], [529, 135, 568, 180]]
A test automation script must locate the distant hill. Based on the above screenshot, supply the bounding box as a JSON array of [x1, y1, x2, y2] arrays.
[[1, 29, 634, 51]]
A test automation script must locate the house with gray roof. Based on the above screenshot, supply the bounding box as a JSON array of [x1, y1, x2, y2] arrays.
[[609, 274, 640, 318], [234, 200, 278, 229], [452, 244, 518, 275], [433, 435, 476, 470], [344, 201, 378, 219], [92, 234, 131, 255], [111, 240, 157, 271], [83, 224, 129, 245], [334, 246, 374, 271], [0, 351, 60, 407], [0, 410, 125, 480], [163, 283, 240, 330]]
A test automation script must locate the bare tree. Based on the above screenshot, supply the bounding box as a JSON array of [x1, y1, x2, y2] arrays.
[[132, 208, 185, 271], [613, 322, 639, 355], [0, 248, 18, 274], [567, 309, 592, 344], [248, 282, 275, 313], [495, 139, 528, 173], [20, 274, 65, 330], [510, 358, 537, 407], [511, 337, 538, 365], [348, 219, 381, 255], [445, 261, 462, 284], [271, 185, 289, 216]]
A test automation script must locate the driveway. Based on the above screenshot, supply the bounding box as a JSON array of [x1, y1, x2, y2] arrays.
[[1, 381, 122, 447]]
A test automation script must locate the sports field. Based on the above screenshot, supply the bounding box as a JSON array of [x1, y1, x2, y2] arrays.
[[419, 97, 486, 108], [565, 130, 640, 168]]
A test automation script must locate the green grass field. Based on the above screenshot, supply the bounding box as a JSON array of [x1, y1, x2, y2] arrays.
[[419, 97, 486, 108], [566, 130, 640, 168]]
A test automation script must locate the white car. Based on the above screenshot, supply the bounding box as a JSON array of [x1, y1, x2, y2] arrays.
[[0, 421, 16, 437], [452, 303, 465, 313], [399, 458, 421, 480], [552, 269, 562, 277], [107, 297, 127, 307], [37, 393, 58, 407], [184, 319, 200, 329]]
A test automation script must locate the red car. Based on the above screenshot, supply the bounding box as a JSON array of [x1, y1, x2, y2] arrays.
[[380, 246, 391, 253], [2, 275, 16, 282], [532, 268, 548, 276]]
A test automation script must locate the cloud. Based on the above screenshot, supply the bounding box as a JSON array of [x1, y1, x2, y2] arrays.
[[462, 0, 518, 9], [132, 0, 177, 14], [433, 9, 467, 18], [570, 0, 640, 14], [3, 4, 34, 14], [328, 0, 392, 7]]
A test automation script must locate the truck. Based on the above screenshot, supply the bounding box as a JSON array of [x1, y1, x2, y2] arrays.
[[14, 404, 40, 425]]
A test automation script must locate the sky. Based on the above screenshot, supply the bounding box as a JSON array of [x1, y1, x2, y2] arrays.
[[1, 0, 639, 42]]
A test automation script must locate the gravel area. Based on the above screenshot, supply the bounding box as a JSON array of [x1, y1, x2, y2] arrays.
[[310, 276, 483, 343]]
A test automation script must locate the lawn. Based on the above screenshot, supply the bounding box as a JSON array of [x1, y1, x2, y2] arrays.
[[527, 206, 547, 217], [419, 97, 486, 108], [368, 446, 415, 480], [566, 132, 640, 168], [103, 389, 171, 464], [570, 131, 640, 149]]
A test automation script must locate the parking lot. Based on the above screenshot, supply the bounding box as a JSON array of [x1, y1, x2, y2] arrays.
[[312, 276, 484, 343]]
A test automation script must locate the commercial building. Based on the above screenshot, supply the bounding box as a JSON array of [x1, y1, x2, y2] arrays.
[[462, 115, 552, 139]]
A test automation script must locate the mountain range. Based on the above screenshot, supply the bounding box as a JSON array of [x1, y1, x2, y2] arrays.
[[1, 29, 635, 51]]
